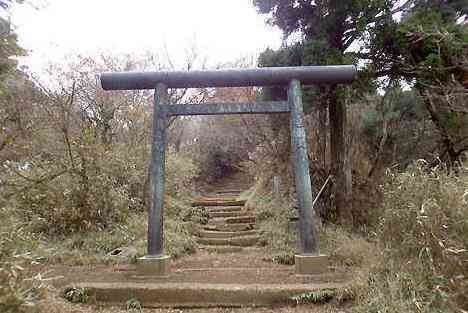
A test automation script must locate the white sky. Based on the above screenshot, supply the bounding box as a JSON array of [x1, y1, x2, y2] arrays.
[[10, 0, 283, 73]]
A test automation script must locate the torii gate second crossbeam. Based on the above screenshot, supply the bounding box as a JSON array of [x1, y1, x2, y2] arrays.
[[100, 65, 357, 275]]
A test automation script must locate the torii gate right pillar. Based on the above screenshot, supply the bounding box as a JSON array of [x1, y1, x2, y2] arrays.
[[288, 79, 328, 274]]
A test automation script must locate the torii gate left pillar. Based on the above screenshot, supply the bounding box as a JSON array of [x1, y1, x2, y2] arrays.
[[136, 82, 171, 275], [100, 65, 357, 276]]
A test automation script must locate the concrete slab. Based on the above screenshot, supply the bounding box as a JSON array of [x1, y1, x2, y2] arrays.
[[72, 282, 347, 308], [295, 254, 329, 275], [55, 249, 352, 308], [136, 255, 170, 276]]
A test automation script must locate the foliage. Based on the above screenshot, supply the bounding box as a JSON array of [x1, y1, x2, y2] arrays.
[[271, 253, 295, 265], [356, 161, 468, 312], [246, 189, 297, 263], [370, 4, 467, 82], [361, 89, 425, 140], [185, 115, 252, 182], [62, 287, 89, 304], [359, 86, 437, 174], [182, 207, 209, 225], [165, 151, 200, 197], [321, 226, 378, 269], [126, 296, 142, 312], [290, 289, 336, 305], [0, 56, 200, 288], [38, 202, 197, 266], [253, 0, 403, 225], [164, 214, 197, 259], [0, 206, 47, 313], [0, 52, 202, 236], [0, 258, 48, 313], [4, 155, 132, 235], [368, 3, 468, 164], [0, 33, 23, 78]]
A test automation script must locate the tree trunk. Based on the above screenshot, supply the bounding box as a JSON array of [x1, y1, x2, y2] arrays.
[[328, 86, 353, 225], [420, 89, 462, 166], [317, 95, 327, 170]]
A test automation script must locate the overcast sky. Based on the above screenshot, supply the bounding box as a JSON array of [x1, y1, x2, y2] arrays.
[[10, 0, 283, 73]]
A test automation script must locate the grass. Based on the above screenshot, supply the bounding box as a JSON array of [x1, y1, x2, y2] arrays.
[[40, 207, 198, 267], [247, 184, 379, 270], [63, 287, 89, 304], [353, 162, 468, 313], [3, 155, 466, 313], [126, 297, 142, 311], [248, 160, 468, 312], [0, 205, 50, 313], [290, 289, 337, 305], [0, 195, 198, 312]]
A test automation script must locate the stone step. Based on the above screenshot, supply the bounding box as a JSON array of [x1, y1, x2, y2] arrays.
[[208, 211, 245, 219], [197, 235, 260, 247], [216, 189, 243, 194], [204, 223, 255, 232], [213, 193, 241, 197], [198, 229, 258, 239], [205, 206, 242, 213], [74, 282, 345, 307], [198, 245, 243, 253], [216, 192, 241, 195], [210, 215, 256, 225], [198, 196, 239, 202], [192, 200, 246, 207]]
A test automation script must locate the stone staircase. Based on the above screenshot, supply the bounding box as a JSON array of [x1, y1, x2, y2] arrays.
[[192, 190, 260, 253], [58, 184, 352, 308]]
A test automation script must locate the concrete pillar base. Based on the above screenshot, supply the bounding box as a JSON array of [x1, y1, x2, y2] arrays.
[[136, 255, 170, 276], [295, 254, 328, 275]]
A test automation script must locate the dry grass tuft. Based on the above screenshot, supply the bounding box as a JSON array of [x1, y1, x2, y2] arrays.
[[355, 161, 468, 312]]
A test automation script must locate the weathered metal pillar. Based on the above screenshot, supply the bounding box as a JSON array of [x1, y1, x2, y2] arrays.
[[288, 79, 319, 256], [148, 83, 168, 256]]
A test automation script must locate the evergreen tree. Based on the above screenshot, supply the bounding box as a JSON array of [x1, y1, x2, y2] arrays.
[[253, 0, 409, 224], [367, 0, 468, 164]]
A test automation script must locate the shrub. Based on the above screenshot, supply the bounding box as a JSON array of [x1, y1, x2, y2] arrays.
[[4, 155, 131, 236], [321, 226, 378, 269], [126, 296, 142, 311], [182, 207, 209, 225], [165, 216, 198, 258], [247, 191, 298, 262], [4, 147, 199, 238], [165, 151, 200, 197], [63, 287, 89, 303], [272, 252, 295, 265], [290, 289, 336, 305]]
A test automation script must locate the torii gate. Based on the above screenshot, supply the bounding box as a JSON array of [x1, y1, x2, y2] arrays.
[[100, 65, 356, 275]]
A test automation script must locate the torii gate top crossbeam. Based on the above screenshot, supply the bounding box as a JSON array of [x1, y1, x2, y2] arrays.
[[100, 65, 356, 90]]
